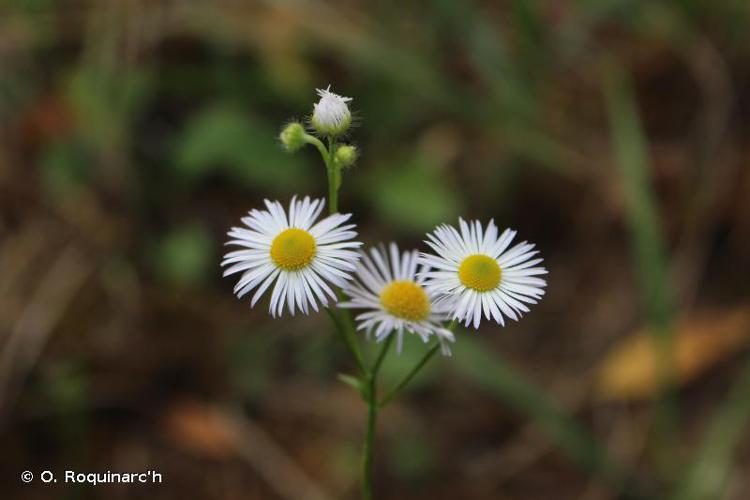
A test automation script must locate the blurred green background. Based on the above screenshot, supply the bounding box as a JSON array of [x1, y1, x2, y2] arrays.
[[1, 1, 749, 499]]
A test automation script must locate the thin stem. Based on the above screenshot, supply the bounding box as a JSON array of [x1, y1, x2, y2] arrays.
[[362, 379, 377, 500], [372, 335, 394, 375], [377, 321, 455, 408], [317, 133, 366, 375], [379, 343, 440, 408], [362, 335, 394, 500], [303, 132, 340, 215], [303, 133, 328, 162], [326, 136, 339, 214], [315, 130, 379, 499]]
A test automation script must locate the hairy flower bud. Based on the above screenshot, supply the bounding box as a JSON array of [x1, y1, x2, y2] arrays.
[[334, 145, 358, 169], [279, 122, 306, 152], [311, 86, 352, 136]]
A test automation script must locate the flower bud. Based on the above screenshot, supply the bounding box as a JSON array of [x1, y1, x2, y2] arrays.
[[334, 145, 358, 169], [279, 122, 306, 152], [311, 86, 352, 136]]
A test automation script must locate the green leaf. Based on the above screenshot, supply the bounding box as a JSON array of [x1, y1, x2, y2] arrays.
[[66, 65, 153, 152], [391, 431, 437, 481], [39, 360, 88, 415], [337, 373, 366, 397], [226, 328, 281, 401], [173, 103, 313, 193], [153, 223, 213, 287], [39, 140, 91, 195], [366, 154, 462, 232]]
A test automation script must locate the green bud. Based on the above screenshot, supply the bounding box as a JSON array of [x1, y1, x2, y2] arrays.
[[279, 122, 306, 152], [334, 145, 358, 169]]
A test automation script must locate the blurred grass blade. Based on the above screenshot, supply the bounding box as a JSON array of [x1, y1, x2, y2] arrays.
[[603, 65, 673, 331], [603, 64, 677, 476], [451, 337, 647, 499], [671, 354, 750, 500]]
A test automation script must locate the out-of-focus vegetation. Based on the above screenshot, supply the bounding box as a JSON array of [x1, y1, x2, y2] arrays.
[[1, 1, 749, 499]]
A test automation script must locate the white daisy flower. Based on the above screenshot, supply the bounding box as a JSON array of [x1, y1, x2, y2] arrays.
[[311, 85, 352, 136], [222, 196, 362, 317], [340, 243, 456, 356], [420, 219, 547, 329]]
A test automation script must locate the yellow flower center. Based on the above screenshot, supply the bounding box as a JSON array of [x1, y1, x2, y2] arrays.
[[458, 254, 501, 292], [379, 280, 430, 321], [270, 228, 316, 271]]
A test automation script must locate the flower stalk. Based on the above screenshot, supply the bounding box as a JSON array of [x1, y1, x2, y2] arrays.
[[379, 343, 440, 408], [360, 334, 394, 500], [314, 124, 441, 499], [326, 137, 340, 214], [260, 86, 547, 500], [303, 90, 461, 499]]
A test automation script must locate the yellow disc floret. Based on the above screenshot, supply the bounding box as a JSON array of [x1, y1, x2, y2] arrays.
[[270, 228, 316, 271], [379, 280, 430, 321], [458, 254, 501, 292]]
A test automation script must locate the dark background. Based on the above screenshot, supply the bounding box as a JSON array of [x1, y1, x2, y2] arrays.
[[0, 1, 749, 499]]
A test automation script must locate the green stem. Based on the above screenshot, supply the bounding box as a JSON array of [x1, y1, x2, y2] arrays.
[[326, 136, 339, 214], [303, 133, 339, 214], [362, 386, 378, 500], [372, 334, 394, 377], [362, 385, 377, 500], [379, 343, 440, 408], [314, 131, 380, 499], [303, 133, 328, 161], [378, 321, 455, 408], [316, 133, 367, 376], [362, 335, 394, 500]]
